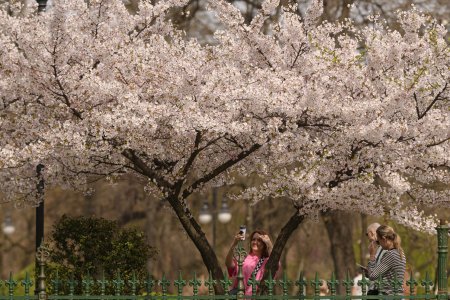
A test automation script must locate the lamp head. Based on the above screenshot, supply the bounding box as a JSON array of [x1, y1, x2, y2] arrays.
[[198, 202, 212, 224]]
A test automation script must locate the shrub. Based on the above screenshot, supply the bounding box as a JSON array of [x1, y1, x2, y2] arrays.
[[46, 215, 157, 294]]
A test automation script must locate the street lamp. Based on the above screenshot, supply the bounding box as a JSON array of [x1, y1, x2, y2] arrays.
[[35, 163, 45, 297], [2, 213, 15, 235], [199, 202, 213, 224], [217, 200, 232, 223], [198, 187, 232, 249], [36, 164, 45, 252]]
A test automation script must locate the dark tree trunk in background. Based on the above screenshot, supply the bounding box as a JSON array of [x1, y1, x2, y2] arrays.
[[322, 211, 356, 294], [360, 214, 368, 265]]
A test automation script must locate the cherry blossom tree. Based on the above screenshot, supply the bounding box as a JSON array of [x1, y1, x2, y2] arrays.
[[0, 0, 448, 293]]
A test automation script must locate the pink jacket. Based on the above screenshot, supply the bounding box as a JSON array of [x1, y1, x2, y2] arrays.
[[227, 254, 280, 295]]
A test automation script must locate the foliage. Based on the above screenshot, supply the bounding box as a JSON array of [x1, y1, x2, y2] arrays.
[[0, 263, 35, 295], [46, 215, 157, 294]]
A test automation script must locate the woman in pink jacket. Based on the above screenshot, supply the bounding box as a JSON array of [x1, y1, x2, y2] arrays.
[[225, 229, 278, 295]]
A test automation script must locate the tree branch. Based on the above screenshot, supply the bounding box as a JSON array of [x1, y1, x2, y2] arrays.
[[415, 83, 448, 120], [290, 43, 307, 69], [182, 130, 203, 176], [182, 142, 264, 199], [426, 136, 450, 148], [122, 149, 173, 190], [165, 192, 225, 294], [51, 62, 83, 120], [259, 209, 305, 294]]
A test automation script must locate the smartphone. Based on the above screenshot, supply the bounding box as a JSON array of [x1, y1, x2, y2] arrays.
[[356, 263, 368, 271], [239, 225, 246, 240]]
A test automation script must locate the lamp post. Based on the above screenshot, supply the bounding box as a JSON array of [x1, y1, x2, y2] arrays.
[[36, 164, 45, 250], [37, 0, 47, 12], [35, 164, 45, 281], [198, 187, 232, 250]]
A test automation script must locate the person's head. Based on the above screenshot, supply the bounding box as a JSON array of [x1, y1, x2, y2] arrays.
[[249, 229, 271, 258], [366, 222, 381, 242], [319, 280, 329, 295], [376, 225, 404, 257]]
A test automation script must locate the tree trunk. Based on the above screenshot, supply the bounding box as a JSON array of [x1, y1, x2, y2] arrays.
[[166, 194, 225, 294], [339, 0, 353, 21], [360, 214, 367, 265], [259, 211, 305, 294], [322, 211, 356, 293]]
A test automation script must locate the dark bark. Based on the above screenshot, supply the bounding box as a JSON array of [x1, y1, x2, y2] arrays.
[[322, 211, 356, 293], [259, 210, 305, 294], [166, 194, 225, 294], [339, 0, 353, 21], [122, 142, 264, 294], [360, 214, 368, 265]]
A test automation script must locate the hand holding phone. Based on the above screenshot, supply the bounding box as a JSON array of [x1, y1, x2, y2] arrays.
[[239, 225, 246, 240], [356, 263, 368, 271]]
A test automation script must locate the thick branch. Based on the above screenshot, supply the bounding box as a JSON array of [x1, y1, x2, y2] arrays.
[[259, 210, 305, 294], [165, 192, 225, 294], [121, 149, 173, 190], [182, 142, 263, 199]]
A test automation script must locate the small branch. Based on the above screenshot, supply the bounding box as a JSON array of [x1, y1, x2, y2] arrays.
[[51, 64, 83, 120], [396, 136, 415, 143], [426, 137, 450, 148], [406, 191, 416, 201], [416, 83, 448, 120], [224, 135, 245, 150], [182, 130, 203, 176], [350, 139, 381, 159], [115, 67, 130, 85], [0, 97, 20, 110], [239, 24, 274, 69], [290, 43, 307, 69]]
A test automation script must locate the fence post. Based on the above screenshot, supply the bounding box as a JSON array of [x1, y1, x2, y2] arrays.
[[234, 240, 247, 299], [36, 244, 49, 300], [436, 219, 449, 296]]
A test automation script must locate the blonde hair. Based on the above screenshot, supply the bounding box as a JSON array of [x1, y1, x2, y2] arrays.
[[376, 225, 404, 259], [367, 222, 381, 233]]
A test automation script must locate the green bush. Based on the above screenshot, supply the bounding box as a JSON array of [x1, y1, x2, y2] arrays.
[[46, 215, 157, 295]]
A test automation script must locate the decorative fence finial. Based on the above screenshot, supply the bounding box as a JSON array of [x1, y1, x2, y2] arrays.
[[35, 244, 49, 300], [233, 240, 247, 298], [220, 273, 232, 296]]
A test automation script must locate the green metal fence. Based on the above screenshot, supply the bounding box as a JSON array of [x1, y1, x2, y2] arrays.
[[1, 222, 448, 300]]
